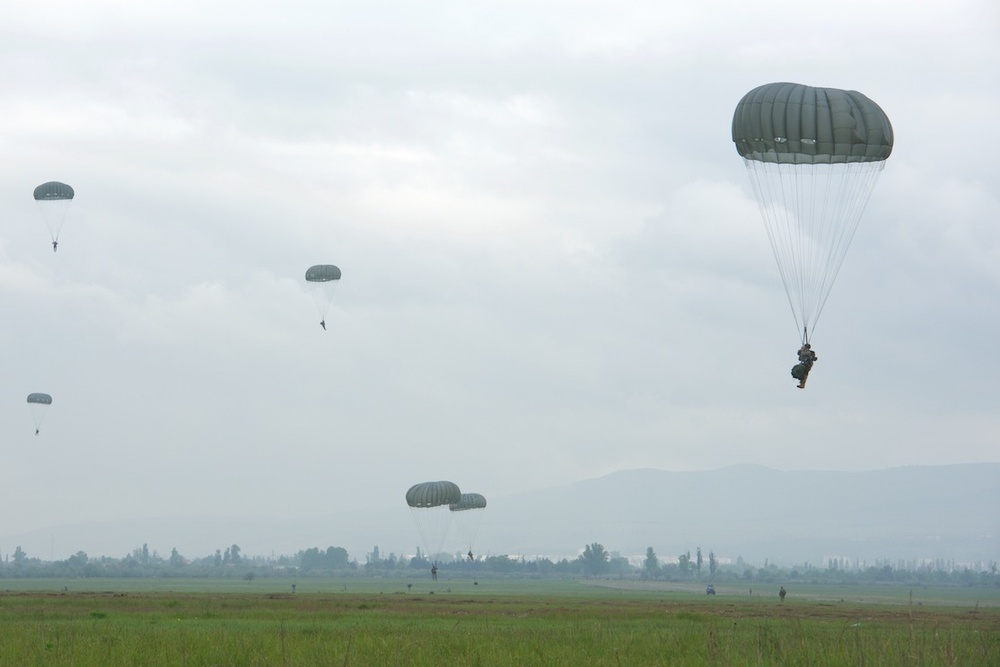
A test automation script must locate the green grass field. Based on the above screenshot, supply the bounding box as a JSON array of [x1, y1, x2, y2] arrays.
[[0, 577, 996, 665]]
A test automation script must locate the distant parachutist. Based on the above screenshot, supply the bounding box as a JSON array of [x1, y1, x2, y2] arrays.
[[33, 181, 74, 254], [27, 392, 53, 434], [306, 265, 340, 332]]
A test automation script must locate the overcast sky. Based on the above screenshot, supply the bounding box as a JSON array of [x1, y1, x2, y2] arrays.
[[1, 1, 997, 546]]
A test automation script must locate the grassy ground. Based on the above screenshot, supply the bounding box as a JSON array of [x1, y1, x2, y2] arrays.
[[0, 577, 995, 665]]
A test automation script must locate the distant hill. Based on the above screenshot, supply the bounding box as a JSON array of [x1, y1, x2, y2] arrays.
[[484, 463, 1000, 565], [4, 464, 997, 566]]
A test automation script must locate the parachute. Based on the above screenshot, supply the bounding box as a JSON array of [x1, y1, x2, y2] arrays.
[[732, 82, 893, 344], [406, 480, 461, 562], [450, 492, 487, 556], [305, 264, 341, 329], [33, 182, 75, 252], [27, 392, 53, 434]]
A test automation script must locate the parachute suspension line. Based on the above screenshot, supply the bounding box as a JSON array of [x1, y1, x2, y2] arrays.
[[409, 507, 454, 559], [35, 198, 73, 245], [790, 162, 812, 330], [743, 159, 885, 341], [744, 158, 805, 336], [809, 161, 885, 329]]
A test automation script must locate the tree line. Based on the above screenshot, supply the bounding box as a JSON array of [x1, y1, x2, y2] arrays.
[[2, 542, 997, 588]]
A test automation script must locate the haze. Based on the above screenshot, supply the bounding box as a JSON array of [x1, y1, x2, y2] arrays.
[[1, 1, 997, 560]]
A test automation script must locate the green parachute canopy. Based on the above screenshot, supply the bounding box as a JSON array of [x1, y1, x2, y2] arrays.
[[732, 82, 893, 165], [33, 182, 75, 201], [450, 493, 487, 512], [406, 481, 461, 508], [305, 265, 342, 283], [732, 82, 893, 344], [27, 392, 52, 405]]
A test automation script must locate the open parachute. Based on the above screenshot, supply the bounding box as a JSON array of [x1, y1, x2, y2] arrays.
[[406, 480, 461, 562], [33, 182, 75, 252], [27, 392, 53, 435], [732, 82, 893, 345], [450, 492, 487, 557], [305, 264, 341, 330]]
